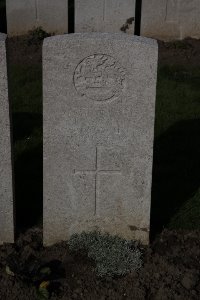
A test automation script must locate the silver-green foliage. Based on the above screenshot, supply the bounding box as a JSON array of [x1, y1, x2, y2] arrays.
[[68, 231, 142, 277]]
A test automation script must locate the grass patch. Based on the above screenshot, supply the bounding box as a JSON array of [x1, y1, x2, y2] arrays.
[[151, 63, 200, 234], [0, 0, 5, 10], [155, 65, 200, 137], [169, 189, 200, 229]]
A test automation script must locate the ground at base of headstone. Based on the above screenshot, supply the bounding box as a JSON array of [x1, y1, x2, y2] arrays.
[[0, 228, 199, 300]]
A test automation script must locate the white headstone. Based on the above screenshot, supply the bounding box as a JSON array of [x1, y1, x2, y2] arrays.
[[6, 0, 68, 36], [0, 33, 14, 244], [75, 0, 136, 34], [43, 33, 158, 246], [141, 0, 200, 40]]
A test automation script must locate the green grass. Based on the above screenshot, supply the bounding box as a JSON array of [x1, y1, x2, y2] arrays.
[[155, 65, 200, 137], [169, 188, 200, 230], [0, 0, 5, 10], [152, 63, 200, 234]]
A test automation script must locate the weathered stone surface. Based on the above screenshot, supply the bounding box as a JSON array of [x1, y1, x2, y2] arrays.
[[141, 0, 200, 41], [75, 0, 135, 34], [0, 33, 14, 244], [43, 33, 158, 246], [6, 0, 68, 36]]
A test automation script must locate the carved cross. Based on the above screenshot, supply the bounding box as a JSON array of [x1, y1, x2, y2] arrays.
[[74, 147, 121, 215]]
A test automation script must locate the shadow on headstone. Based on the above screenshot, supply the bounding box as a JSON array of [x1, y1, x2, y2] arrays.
[[151, 118, 200, 239], [0, 0, 7, 33]]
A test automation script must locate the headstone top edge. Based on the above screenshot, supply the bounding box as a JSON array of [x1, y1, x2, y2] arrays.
[[0, 33, 7, 42], [43, 33, 158, 48]]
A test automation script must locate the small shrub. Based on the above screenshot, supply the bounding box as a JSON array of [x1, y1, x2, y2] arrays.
[[26, 27, 51, 46], [68, 231, 142, 277]]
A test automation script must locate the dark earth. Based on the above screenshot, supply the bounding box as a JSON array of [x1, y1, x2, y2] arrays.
[[0, 229, 200, 299], [0, 36, 200, 299]]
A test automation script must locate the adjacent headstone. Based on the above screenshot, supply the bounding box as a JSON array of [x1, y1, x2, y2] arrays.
[[75, 0, 135, 34], [6, 0, 68, 36], [0, 33, 14, 244], [43, 33, 158, 246], [141, 0, 200, 40]]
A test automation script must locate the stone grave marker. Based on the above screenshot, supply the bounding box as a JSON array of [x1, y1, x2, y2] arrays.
[[43, 33, 158, 246], [6, 0, 68, 36], [141, 0, 200, 40], [0, 33, 14, 244], [75, 0, 136, 34]]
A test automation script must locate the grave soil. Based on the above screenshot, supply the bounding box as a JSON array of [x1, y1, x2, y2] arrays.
[[0, 228, 200, 299]]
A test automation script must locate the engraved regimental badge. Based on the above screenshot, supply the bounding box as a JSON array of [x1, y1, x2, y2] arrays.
[[74, 54, 126, 101]]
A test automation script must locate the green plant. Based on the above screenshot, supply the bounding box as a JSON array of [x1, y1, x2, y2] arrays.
[[68, 231, 142, 277], [26, 27, 51, 46], [169, 189, 200, 229]]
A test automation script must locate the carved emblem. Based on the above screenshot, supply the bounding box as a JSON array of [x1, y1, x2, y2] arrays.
[[73, 54, 126, 101]]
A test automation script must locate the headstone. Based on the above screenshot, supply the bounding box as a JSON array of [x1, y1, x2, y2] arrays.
[[141, 0, 200, 40], [165, 0, 179, 22], [43, 33, 158, 246], [75, 0, 136, 34], [0, 33, 14, 244], [6, 0, 68, 36]]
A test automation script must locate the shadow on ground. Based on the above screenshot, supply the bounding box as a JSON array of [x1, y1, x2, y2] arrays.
[[12, 112, 41, 141], [12, 112, 42, 233], [151, 118, 200, 239]]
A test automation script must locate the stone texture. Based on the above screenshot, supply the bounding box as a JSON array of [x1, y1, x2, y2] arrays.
[[43, 33, 158, 246], [75, 0, 135, 34], [0, 33, 14, 244], [6, 0, 68, 36], [141, 0, 200, 41]]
